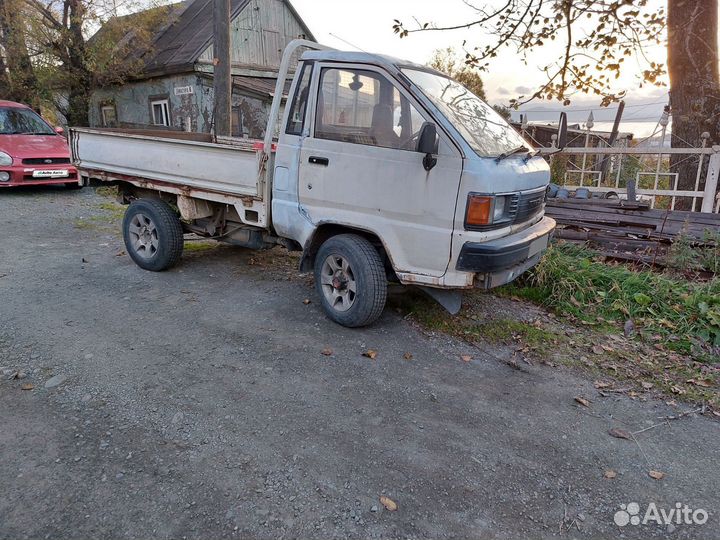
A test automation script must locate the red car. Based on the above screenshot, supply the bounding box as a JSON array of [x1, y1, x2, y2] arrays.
[[0, 100, 81, 188]]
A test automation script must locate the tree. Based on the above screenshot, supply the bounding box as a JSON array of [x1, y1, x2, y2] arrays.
[[1, 0, 171, 125], [395, 1, 719, 196], [0, 0, 40, 108], [667, 0, 719, 198]]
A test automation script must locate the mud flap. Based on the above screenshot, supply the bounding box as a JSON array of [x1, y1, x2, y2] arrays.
[[418, 286, 463, 315]]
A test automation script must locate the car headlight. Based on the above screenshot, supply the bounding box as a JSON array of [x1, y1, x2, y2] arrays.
[[0, 151, 12, 166], [493, 195, 507, 221], [465, 194, 514, 228]]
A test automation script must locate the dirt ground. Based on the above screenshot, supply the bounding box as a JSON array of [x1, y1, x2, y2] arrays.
[[1, 186, 718, 539]]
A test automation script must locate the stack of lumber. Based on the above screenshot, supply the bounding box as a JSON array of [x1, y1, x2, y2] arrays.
[[544, 198, 720, 264]]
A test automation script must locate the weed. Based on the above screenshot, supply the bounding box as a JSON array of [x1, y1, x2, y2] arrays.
[[184, 241, 218, 252], [503, 243, 720, 360]]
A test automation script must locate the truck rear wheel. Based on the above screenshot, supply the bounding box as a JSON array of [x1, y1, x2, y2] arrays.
[[314, 234, 387, 327], [123, 199, 184, 271]]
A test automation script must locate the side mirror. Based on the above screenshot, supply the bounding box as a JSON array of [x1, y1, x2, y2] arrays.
[[556, 112, 568, 150], [55, 126, 65, 135], [417, 122, 439, 171]]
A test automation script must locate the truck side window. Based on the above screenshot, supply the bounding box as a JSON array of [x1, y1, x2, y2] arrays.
[[286, 63, 313, 136], [315, 67, 425, 151]]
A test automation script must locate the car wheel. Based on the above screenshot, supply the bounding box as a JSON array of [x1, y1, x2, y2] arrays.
[[123, 198, 184, 271], [314, 234, 387, 327]]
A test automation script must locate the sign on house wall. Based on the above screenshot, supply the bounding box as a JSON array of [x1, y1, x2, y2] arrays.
[[174, 86, 194, 96]]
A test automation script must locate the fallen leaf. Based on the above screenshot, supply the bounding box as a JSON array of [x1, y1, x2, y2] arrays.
[[302, 299, 311, 305], [604, 469, 617, 479], [608, 428, 632, 440], [379, 496, 397, 511], [460, 355, 472, 363], [362, 350, 378, 360], [591, 345, 604, 355], [115, 250, 126, 257], [594, 380, 612, 389], [569, 296, 582, 307], [601, 344, 614, 352], [403, 352, 413, 360], [641, 382, 654, 390], [670, 385, 686, 395], [321, 348, 333, 356], [574, 396, 590, 407], [21, 383, 34, 390], [648, 470, 665, 480], [686, 378, 712, 388]]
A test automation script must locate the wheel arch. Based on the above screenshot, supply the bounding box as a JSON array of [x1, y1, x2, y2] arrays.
[[299, 223, 397, 279]]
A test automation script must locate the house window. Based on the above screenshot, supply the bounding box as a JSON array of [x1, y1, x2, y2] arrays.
[[100, 105, 117, 127], [150, 99, 170, 126]]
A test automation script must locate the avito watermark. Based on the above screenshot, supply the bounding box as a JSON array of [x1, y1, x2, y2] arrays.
[[614, 502, 709, 527]]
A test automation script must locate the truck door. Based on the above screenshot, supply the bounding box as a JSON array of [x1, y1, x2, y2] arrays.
[[297, 64, 463, 278]]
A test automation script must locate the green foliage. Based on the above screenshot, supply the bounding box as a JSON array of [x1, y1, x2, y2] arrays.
[[504, 243, 720, 359], [667, 229, 720, 274]]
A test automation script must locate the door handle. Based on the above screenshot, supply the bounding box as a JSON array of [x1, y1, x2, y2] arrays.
[[308, 156, 329, 166]]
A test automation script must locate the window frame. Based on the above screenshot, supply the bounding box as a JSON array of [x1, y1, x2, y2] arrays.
[[100, 104, 117, 127], [285, 61, 314, 136], [309, 63, 432, 152], [149, 98, 171, 127]]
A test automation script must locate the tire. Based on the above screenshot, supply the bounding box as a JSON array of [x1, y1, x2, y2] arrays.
[[314, 234, 387, 327], [123, 198, 184, 271]]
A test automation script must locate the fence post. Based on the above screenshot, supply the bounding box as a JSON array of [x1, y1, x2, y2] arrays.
[[701, 146, 720, 213]]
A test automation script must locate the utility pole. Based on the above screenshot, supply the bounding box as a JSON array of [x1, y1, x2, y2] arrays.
[[213, 0, 232, 136]]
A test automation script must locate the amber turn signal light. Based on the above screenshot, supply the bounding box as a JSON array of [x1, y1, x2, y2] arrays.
[[465, 195, 493, 226]]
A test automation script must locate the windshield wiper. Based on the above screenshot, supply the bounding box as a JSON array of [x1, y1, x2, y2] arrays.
[[495, 145, 531, 163]]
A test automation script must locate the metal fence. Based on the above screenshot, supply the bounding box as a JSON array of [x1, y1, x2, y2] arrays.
[[542, 145, 720, 213]]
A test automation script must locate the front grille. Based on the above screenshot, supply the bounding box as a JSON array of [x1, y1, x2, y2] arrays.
[[465, 188, 546, 231], [22, 157, 71, 165], [514, 189, 546, 223]]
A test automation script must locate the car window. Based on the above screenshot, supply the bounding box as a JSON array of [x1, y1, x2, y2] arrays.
[[314, 67, 426, 151], [0, 107, 55, 135], [286, 62, 313, 136]]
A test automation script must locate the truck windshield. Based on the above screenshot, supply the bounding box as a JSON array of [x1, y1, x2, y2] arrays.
[[0, 107, 55, 135], [402, 69, 530, 158]]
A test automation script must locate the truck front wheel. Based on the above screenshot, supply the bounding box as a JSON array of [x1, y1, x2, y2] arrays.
[[314, 234, 387, 327], [123, 199, 184, 271]]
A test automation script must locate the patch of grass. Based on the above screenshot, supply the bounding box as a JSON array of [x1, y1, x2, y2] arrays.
[[502, 243, 720, 361], [184, 240, 218, 252], [95, 186, 118, 198], [393, 290, 559, 355], [96, 202, 126, 221]]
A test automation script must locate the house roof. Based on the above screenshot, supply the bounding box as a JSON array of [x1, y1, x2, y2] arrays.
[[92, 0, 315, 79]]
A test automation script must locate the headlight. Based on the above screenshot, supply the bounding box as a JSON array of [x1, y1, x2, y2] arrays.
[[465, 194, 514, 229], [493, 196, 506, 221], [0, 151, 12, 166]]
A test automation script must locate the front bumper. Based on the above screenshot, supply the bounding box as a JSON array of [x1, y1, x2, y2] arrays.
[[0, 165, 79, 187], [457, 216, 556, 289]]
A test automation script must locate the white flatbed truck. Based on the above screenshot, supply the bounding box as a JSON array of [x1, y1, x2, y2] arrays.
[[71, 40, 561, 327]]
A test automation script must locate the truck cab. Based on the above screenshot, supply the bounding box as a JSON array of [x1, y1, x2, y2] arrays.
[[271, 49, 555, 321]]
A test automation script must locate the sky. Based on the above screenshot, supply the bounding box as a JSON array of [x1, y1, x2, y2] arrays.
[[290, 0, 672, 134]]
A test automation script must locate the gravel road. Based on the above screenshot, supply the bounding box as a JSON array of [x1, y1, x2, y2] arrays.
[[1, 186, 718, 539]]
